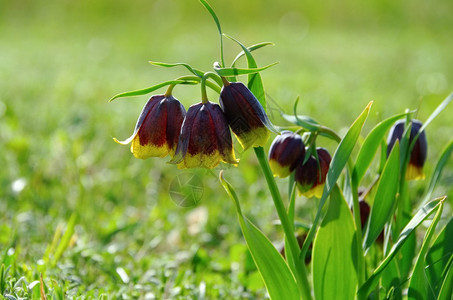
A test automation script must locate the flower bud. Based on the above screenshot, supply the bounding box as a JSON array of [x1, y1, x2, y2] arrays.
[[219, 82, 274, 149], [171, 101, 238, 169], [268, 131, 305, 178], [387, 119, 427, 180], [114, 95, 185, 159], [295, 148, 331, 198]]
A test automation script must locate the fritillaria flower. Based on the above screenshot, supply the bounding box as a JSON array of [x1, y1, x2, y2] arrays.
[[387, 119, 427, 180], [114, 95, 186, 159], [295, 147, 331, 198], [170, 101, 238, 169], [268, 131, 305, 178], [219, 81, 274, 149]]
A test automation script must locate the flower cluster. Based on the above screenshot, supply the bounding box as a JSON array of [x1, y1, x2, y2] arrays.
[[115, 80, 273, 169], [268, 131, 332, 198]]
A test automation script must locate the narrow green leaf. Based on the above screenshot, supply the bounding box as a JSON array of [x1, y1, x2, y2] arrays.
[[353, 112, 409, 182], [199, 0, 225, 67], [231, 42, 275, 67], [301, 102, 372, 259], [148, 61, 204, 77], [223, 33, 268, 111], [219, 172, 300, 300], [420, 140, 453, 208], [408, 201, 443, 299], [313, 185, 358, 300], [436, 254, 453, 300], [281, 113, 320, 131], [363, 142, 400, 250], [419, 92, 453, 134], [214, 62, 278, 77], [109, 80, 197, 102], [425, 217, 453, 299], [357, 197, 445, 299]]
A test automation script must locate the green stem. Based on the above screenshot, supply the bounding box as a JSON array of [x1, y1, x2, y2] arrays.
[[254, 147, 312, 300], [351, 172, 366, 288], [164, 75, 222, 97], [201, 72, 223, 103]]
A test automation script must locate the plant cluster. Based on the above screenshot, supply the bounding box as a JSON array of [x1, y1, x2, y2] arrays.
[[111, 1, 453, 299]]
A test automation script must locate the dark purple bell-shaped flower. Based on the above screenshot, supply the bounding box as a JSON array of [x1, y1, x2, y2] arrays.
[[295, 148, 331, 198], [114, 95, 186, 159], [170, 101, 238, 169], [268, 131, 305, 178], [387, 119, 427, 180], [219, 81, 275, 149]]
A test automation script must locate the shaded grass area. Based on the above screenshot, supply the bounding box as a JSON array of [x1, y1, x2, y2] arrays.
[[1, 0, 452, 297]]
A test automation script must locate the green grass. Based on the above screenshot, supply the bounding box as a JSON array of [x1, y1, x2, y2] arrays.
[[1, 0, 452, 298]]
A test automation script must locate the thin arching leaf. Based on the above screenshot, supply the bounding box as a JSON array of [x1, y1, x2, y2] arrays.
[[300, 102, 372, 259], [219, 172, 300, 300], [353, 112, 409, 182], [223, 33, 268, 111], [231, 42, 275, 66], [425, 217, 453, 299], [109, 80, 197, 102], [357, 197, 445, 299], [214, 62, 278, 77], [408, 202, 443, 299], [419, 140, 453, 208], [148, 61, 204, 77], [363, 142, 400, 250], [199, 0, 225, 67]]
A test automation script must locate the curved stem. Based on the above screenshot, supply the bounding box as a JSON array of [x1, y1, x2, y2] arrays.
[[254, 147, 312, 300], [201, 72, 223, 103]]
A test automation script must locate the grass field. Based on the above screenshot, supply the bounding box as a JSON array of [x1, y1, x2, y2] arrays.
[[1, 0, 452, 298]]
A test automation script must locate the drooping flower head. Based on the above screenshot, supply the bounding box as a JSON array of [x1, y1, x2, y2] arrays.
[[268, 131, 305, 178], [114, 95, 186, 159], [295, 147, 331, 198], [387, 119, 427, 180], [219, 81, 275, 149], [170, 101, 238, 169]]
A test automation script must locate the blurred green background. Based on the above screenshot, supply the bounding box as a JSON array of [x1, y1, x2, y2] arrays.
[[1, 0, 452, 297]]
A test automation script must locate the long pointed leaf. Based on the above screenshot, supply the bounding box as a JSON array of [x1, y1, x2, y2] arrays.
[[199, 0, 225, 67], [436, 255, 453, 300], [301, 102, 372, 259], [219, 172, 300, 300], [109, 80, 197, 102], [148, 61, 205, 77], [231, 42, 275, 67], [223, 33, 268, 111], [363, 142, 400, 250], [313, 185, 358, 300], [214, 62, 278, 77], [407, 201, 443, 299], [425, 217, 453, 299], [353, 112, 409, 182], [357, 197, 445, 299], [419, 140, 453, 208]]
